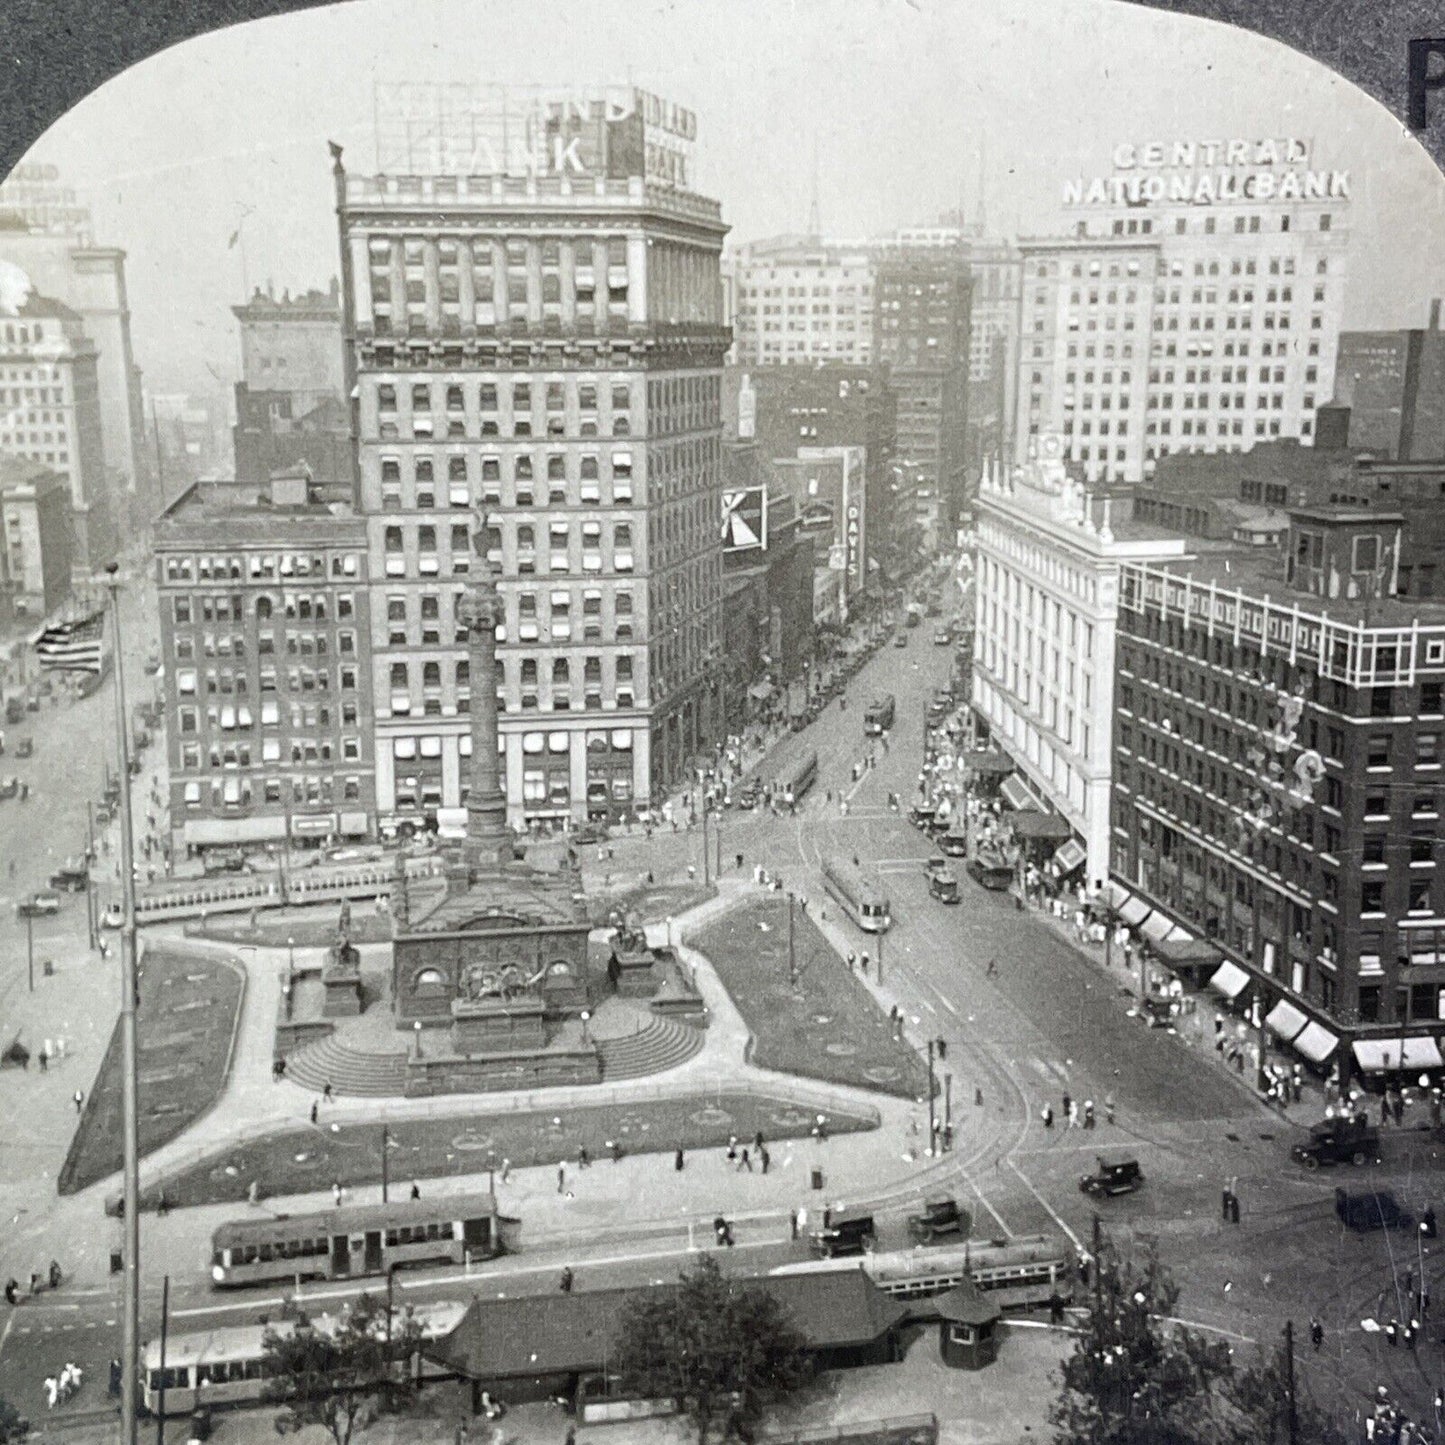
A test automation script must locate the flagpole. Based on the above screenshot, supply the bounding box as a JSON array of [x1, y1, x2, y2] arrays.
[[105, 564, 142, 1445]]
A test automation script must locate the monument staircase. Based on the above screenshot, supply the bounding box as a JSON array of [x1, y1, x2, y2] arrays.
[[595, 1015, 705, 1081], [284, 1034, 410, 1098]]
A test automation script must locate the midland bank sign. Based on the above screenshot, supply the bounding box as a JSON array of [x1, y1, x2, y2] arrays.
[[1063, 138, 1349, 207]]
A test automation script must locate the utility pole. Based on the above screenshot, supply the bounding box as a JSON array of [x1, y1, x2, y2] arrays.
[[381, 1122, 390, 1204], [154, 1275, 170, 1445], [926, 1040, 937, 1155], [86, 802, 98, 951], [107, 566, 142, 1445], [1091, 1213, 1104, 1425], [25, 910, 33, 992], [1256, 986, 1270, 1097], [701, 807, 710, 887], [877, 925, 885, 984], [787, 891, 797, 988], [1283, 1319, 1298, 1445]]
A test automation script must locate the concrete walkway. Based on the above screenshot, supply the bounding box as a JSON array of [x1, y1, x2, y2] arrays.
[[5, 879, 979, 1297]]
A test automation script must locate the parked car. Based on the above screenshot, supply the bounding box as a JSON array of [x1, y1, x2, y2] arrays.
[[734, 782, 762, 811], [933, 627, 952, 646], [1080, 1157, 1143, 1198], [1293, 1115, 1380, 1170], [809, 1207, 876, 1258], [569, 823, 609, 847], [4, 697, 24, 724], [893, 632, 909, 648], [48, 866, 89, 893], [101, 902, 124, 929], [144, 653, 161, 675], [0, 777, 18, 799], [202, 848, 247, 876], [14, 737, 32, 758], [907, 1196, 967, 1244], [1336, 1187, 1413, 1232], [923, 856, 951, 881], [928, 871, 961, 904], [16, 891, 61, 918]]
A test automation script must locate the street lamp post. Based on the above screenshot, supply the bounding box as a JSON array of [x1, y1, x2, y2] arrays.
[[580, 1010, 592, 1046], [926, 1040, 937, 1157], [787, 892, 797, 989], [106, 566, 142, 1445], [286, 936, 296, 1020], [877, 925, 885, 985], [381, 1123, 389, 1204], [85, 802, 98, 951], [25, 910, 33, 992]]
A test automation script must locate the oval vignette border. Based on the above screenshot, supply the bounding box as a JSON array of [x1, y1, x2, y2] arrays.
[[0, 0, 1442, 186]]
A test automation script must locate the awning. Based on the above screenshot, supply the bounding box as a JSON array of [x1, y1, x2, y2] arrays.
[[1293, 1022, 1340, 1064], [1118, 895, 1152, 926], [290, 814, 336, 837], [338, 810, 370, 836], [964, 751, 1013, 776], [1208, 960, 1251, 1000], [1000, 774, 1043, 812], [1011, 809, 1072, 841], [1265, 999, 1309, 1042], [1054, 838, 1087, 875], [1154, 938, 1223, 969], [1164, 924, 1193, 943], [1139, 912, 1175, 945], [1352, 1038, 1445, 1073], [1101, 879, 1130, 911]]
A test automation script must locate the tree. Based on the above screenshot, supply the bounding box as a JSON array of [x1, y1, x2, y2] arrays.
[[1218, 1332, 1352, 1445], [613, 1254, 812, 1443], [261, 1292, 424, 1445], [1053, 1232, 1234, 1445]]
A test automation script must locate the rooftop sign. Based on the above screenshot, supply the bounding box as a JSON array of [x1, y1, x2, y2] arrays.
[[1063, 138, 1349, 208]]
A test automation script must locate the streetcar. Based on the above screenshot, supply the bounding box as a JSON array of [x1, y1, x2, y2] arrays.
[[770, 1234, 1072, 1312], [210, 1192, 514, 1289], [863, 695, 896, 736], [140, 1299, 467, 1417], [776, 750, 818, 807], [821, 855, 892, 933]]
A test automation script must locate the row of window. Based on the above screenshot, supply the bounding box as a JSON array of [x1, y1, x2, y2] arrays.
[[162, 553, 362, 583], [181, 775, 363, 808]]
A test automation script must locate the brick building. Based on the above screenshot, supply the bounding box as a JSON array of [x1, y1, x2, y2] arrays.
[[1112, 507, 1445, 1073], [0, 452, 72, 619], [154, 469, 376, 854]]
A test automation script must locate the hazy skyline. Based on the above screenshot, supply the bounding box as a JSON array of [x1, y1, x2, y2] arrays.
[[11, 0, 1445, 397]]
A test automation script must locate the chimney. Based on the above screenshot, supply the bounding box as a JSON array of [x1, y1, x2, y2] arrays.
[[1431, 298, 1442, 331]]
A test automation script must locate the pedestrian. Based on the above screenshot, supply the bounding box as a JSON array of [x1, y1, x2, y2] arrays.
[[578, 1146, 590, 1169], [323, 1081, 334, 1104], [247, 1180, 259, 1206], [72, 1088, 83, 1114], [1067, 1100, 1079, 1129], [675, 1147, 685, 1171], [44, 1375, 57, 1410], [1230, 1191, 1241, 1225], [1083, 1100, 1095, 1129], [37, 1044, 47, 1074], [1041, 1103, 1054, 1129], [108, 1358, 122, 1398], [309, 1101, 319, 1125], [1061, 1091, 1072, 1120], [1104, 1093, 1116, 1126], [500, 1158, 511, 1184], [753, 1130, 764, 1152], [727, 1136, 737, 1163], [1221, 1184, 1233, 1222], [986, 958, 997, 977], [735, 853, 743, 872], [332, 1181, 343, 1207], [1310, 1317, 1324, 1351], [1382, 1094, 1391, 1127], [1393, 1090, 1405, 1127], [1386, 1318, 1399, 1347], [557, 1164, 566, 1194], [559, 1266, 574, 1294], [739, 1147, 753, 1172], [760, 1144, 770, 1174], [410, 1182, 421, 1200]]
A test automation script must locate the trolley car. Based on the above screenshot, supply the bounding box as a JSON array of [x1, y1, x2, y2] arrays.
[[210, 1192, 513, 1289]]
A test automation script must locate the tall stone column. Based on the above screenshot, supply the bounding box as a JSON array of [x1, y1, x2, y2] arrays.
[[456, 511, 512, 875]]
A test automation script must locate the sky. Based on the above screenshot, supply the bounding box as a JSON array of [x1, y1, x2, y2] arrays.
[[10, 0, 1445, 396]]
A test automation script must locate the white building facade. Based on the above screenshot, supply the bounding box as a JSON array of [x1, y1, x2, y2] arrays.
[[971, 435, 1186, 886], [1015, 136, 1350, 485]]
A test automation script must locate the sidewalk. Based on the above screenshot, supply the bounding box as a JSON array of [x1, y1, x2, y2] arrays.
[[4, 882, 969, 1298]]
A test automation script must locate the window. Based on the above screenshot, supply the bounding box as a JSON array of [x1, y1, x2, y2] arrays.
[[1362, 881, 1385, 914], [1367, 735, 1391, 768], [1418, 733, 1440, 766]]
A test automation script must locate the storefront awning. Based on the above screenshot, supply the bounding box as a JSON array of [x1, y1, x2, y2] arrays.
[[1265, 999, 1309, 1042], [1118, 895, 1152, 926], [1054, 838, 1087, 875], [1164, 924, 1193, 943], [1293, 1021, 1340, 1064], [1154, 937, 1223, 970], [963, 751, 1013, 776], [999, 775, 1041, 812], [1352, 1037, 1445, 1073], [1011, 809, 1073, 841], [1139, 911, 1175, 944], [1101, 879, 1130, 911], [1208, 960, 1251, 1000]]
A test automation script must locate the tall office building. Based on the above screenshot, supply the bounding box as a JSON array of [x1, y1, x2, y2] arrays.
[[0, 212, 150, 534], [727, 237, 876, 367], [1330, 301, 1445, 461], [334, 89, 728, 832], [874, 249, 973, 526], [1016, 136, 1349, 485], [0, 293, 112, 570], [232, 281, 353, 490]]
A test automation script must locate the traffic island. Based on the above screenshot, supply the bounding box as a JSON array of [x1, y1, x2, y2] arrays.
[[125, 1091, 879, 1211], [58, 943, 246, 1195], [690, 896, 931, 1100]]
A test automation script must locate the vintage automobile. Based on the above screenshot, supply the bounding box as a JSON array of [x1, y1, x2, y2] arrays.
[[809, 1207, 876, 1258], [1335, 1187, 1413, 1232], [0, 777, 18, 799], [48, 865, 89, 893], [907, 1196, 967, 1244], [893, 632, 909, 648], [1079, 1157, 1143, 1199], [14, 737, 32, 758], [16, 891, 61, 919], [101, 902, 124, 929], [1293, 1115, 1380, 1170], [928, 871, 960, 904], [933, 626, 952, 646], [909, 803, 941, 835], [923, 856, 951, 882]]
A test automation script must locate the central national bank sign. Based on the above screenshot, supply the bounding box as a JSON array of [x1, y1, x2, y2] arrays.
[[1063, 138, 1349, 208]]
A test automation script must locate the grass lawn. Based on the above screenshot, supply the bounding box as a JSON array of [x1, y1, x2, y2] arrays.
[[585, 878, 714, 927], [138, 1092, 876, 1210], [59, 943, 246, 1195], [691, 896, 931, 1100]]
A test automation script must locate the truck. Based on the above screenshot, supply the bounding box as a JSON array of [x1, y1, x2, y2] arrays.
[[1291, 1114, 1380, 1170]]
